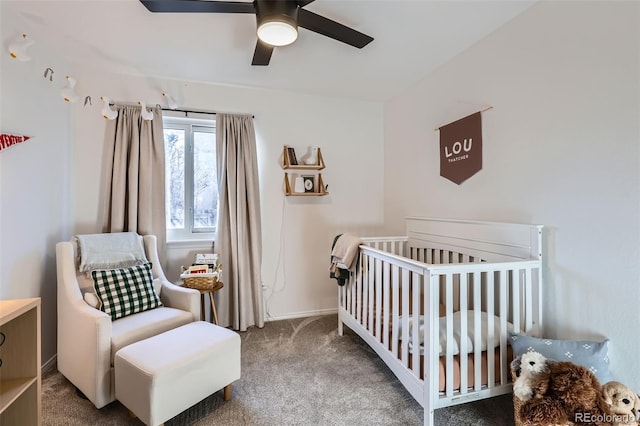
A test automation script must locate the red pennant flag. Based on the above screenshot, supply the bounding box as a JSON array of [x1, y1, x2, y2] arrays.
[[0, 133, 32, 152]]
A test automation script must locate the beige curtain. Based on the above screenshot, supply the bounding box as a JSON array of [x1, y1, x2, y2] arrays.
[[215, 114, 264, 331], [101, 105, 167, 265]]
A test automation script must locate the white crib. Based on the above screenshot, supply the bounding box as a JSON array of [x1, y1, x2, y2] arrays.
[[337, 217, 543, 426]]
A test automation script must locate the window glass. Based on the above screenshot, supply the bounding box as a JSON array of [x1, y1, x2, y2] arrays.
[[164, 128, 185, 229], [193, 128, 217, 231], [163, 116, 216, 241]]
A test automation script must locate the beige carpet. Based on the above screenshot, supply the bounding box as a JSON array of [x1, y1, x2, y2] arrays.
[[42, 314, 515, 425]]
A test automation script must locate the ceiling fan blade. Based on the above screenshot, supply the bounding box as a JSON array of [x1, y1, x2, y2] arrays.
[[296, 0, 316, 7], [252, 40, 274, 66], [298, 8, 373, 48], [140, 0, 256, 14]]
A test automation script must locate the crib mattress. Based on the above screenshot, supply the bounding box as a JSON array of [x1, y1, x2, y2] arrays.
[[396, 309, 514, 391], [407, 345, 513, 392], [396, 311, 515, 356]]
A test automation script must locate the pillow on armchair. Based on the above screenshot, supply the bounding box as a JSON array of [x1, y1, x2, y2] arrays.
[[91, 263, 162, 320], [84, 277, 162, 309]]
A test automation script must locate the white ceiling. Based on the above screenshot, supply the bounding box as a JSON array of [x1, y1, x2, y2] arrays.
[[4, 0, 536, 102]]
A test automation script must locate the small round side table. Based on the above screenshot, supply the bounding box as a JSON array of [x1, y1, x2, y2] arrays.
[[199, 281, 224, 325]]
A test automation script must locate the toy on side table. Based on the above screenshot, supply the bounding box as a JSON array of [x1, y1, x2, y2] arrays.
[[602, 381, 640, 426]]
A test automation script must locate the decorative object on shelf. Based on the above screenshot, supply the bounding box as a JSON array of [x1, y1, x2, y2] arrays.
[[286, 147, 298, 165], [139, 101, 153, 120], [294, 175, 305, 192], [0, 132, 31, 153], [61, 76, 79, 103], [300, 146, 319, 165], [100, 96, 118, 120], [302, 175, 315, 192], [8, 33, 34, 61]]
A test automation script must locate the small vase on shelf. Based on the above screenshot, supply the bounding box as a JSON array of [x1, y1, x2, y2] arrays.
[[301, 146, 319, 165]]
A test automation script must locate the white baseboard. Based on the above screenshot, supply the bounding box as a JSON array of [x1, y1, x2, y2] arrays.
[[264, 307, 338, 322]]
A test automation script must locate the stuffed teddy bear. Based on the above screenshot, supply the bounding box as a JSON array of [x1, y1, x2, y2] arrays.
[[512, 351, 554, 402], [602, 381, 640, 426], [518, 359, 612, 426]]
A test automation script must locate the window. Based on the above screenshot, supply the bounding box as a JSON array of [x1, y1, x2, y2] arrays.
[[163, 115, 217, 241]]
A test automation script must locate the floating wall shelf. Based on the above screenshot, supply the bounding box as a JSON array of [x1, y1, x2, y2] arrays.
[[282, 145, 329, 196]]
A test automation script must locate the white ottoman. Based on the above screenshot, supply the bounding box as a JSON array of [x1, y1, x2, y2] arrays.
[[115, 321, 241, 426]]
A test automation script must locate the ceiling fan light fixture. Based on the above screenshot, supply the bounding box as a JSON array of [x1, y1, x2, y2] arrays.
[[257, 19, 297, 47], [140, 0, 374, 66]]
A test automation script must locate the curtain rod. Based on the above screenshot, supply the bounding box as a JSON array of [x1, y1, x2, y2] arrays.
[[110, 102, 254, 118], [161, 107, 216, 116], [162, 107, 254, 119]]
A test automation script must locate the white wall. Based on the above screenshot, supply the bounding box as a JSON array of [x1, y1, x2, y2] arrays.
[[1, 4, 383, 363], [384, 1, 639, 389], [71, 67, 385, 320], [0, 6, 75, 367]]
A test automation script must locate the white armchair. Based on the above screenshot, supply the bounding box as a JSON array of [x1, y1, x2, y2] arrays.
[[56, 234, 200, 409]]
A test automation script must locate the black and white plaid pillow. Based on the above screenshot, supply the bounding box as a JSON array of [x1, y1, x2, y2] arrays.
[[91, 263, 162, 320]]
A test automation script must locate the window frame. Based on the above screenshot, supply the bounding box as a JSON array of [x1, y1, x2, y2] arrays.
[[163, 114, 217, 242]]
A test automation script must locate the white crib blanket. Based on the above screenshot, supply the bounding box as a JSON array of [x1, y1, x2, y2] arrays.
[[395, 311, 514, 356]]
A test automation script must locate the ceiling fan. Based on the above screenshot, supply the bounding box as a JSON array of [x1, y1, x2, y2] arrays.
[[139, 0, 374, 66]]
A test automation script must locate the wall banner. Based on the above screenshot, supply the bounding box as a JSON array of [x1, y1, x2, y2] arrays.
[[439, 111, 482, 185], [0, 133, 31, 153]]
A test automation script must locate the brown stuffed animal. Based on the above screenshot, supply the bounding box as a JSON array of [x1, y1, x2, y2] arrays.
[[602, 381, 640, 426], [519, 360, 613, 426]]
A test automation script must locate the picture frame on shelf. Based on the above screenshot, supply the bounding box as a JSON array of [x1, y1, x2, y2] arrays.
[[302, 175, 315, 193]]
